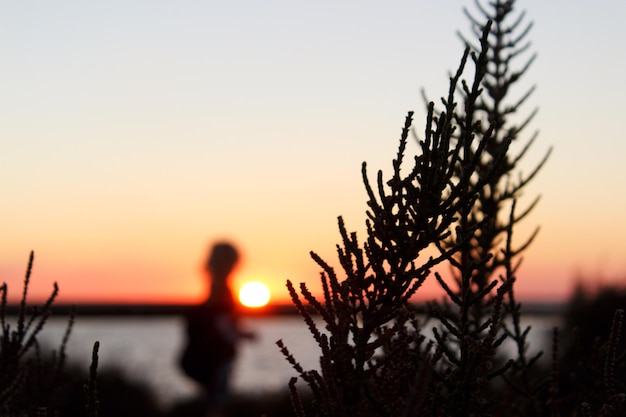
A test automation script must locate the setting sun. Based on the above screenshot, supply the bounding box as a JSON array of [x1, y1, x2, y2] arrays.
[[238, 281, 271, 308]]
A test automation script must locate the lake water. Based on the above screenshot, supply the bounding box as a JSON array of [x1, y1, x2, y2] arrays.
[[34, 314, 561, 410]]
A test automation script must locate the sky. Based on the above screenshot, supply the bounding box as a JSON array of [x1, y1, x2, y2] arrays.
[[1, 0, 625, 306]]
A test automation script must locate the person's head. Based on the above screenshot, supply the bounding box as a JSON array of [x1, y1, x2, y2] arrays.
[[206, 242, 239, 285]]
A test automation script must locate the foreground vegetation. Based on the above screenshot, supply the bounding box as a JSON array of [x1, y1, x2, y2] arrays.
[[279, 1, 626, 416]]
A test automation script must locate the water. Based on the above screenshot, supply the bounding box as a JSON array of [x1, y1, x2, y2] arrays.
[[36, 315, 325, 409], [33, 314, 561, 410]]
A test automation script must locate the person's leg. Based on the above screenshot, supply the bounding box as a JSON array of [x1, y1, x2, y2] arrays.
[[204, 361, 233, 417]]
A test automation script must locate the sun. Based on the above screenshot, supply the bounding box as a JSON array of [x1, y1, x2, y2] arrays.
[[238, 281, 271, 308]]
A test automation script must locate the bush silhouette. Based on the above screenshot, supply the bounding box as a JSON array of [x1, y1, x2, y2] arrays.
[[279, 1, 625, 416]]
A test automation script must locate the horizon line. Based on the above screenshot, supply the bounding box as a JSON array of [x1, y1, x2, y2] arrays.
[[3, 300, 567, 317]]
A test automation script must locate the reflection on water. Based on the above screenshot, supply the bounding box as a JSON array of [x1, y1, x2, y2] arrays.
[[35, 314, 560, 410]]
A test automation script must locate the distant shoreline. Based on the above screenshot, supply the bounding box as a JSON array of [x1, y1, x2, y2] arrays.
[[3, 301, 566, 317], [4, 303, 297, 317]]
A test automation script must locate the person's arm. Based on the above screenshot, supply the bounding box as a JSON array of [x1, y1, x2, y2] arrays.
[[214, 313, 256, 344]]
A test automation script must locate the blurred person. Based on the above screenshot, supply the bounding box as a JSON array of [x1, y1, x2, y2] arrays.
[[180, 242, 255, 417]]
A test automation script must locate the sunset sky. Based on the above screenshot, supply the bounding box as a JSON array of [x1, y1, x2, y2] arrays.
[[1, 0, 625, 305]]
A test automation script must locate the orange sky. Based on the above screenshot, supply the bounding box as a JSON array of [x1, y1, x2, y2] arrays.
[[2, 1, 626, 306]]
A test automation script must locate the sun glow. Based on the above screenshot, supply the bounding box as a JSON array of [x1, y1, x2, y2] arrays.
[[238, 281, 271, 308]]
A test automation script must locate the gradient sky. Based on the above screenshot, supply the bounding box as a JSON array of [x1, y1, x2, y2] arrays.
[[1, 0, 625, 305]]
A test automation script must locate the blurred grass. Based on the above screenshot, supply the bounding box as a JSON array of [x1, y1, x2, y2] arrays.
[[47, 359, 309, 417]]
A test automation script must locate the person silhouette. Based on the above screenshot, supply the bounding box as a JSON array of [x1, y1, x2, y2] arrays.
[[180, 242, 255, 416]]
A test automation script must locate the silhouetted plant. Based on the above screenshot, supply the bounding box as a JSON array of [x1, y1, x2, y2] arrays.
[[279, 1, 557, 416], [0, 251, 70, 415], [85, 341, 100, 417], [426, 0, 551, 415], [0, 252, 101, 417], [557, 285, 626, 416]]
